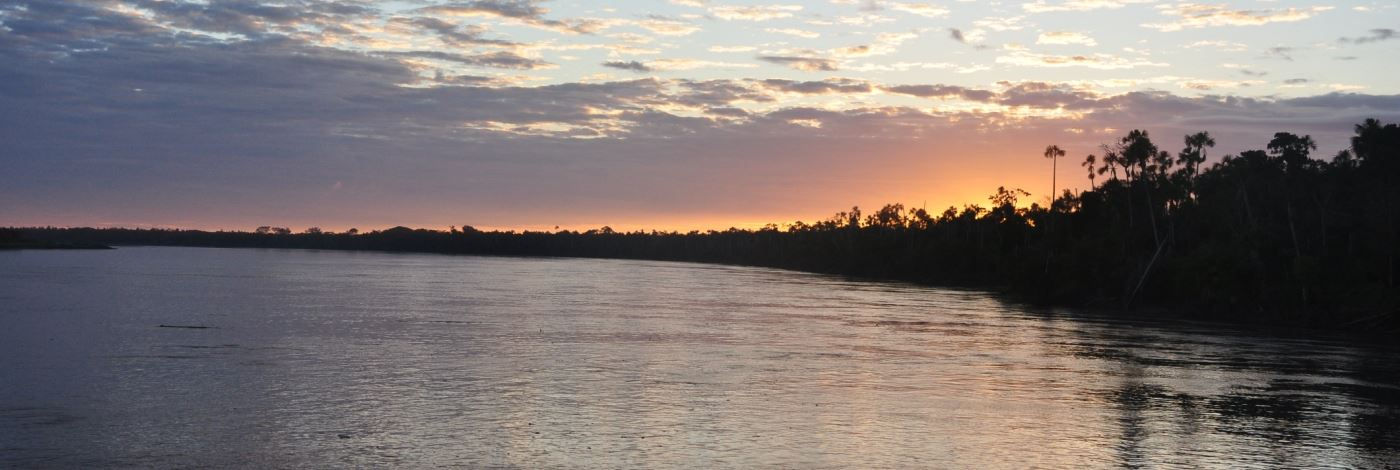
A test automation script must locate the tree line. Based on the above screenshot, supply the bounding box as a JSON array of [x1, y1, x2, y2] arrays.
[[13, 119, 1400, 329]]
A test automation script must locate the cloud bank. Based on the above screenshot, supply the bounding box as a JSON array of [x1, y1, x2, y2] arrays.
[[1, 0, 1396, 230]]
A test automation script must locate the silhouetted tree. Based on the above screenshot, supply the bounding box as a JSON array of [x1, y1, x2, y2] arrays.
[[1268, 132, 1318, 174], [1083, 154, 1098, 189], [1179, 131, 1214, 181], [1044, 145, 1065, 209]]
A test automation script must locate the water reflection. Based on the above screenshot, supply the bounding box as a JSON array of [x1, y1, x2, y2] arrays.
[[0, 247, 1397, 467]]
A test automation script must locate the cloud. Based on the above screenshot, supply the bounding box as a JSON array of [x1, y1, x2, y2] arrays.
[[390, 17, 519, 48], [830, 32, 917, 58], [603, 60, 652, 72], [884, 81, 1136, 111], [383, 51, 553, 70], [8, 42, 1397, 228], [974, 16, 1027, 32], [668, 79, 775, 108], [996, 51, 1168, 69], [93, 0, 332, 36], [650, 59, 759, 71], [1265, 47, 1295, 61], [994, 82, 1111, 109], [419, 0, 545, 19], [888, 3, 951, 18], [1023, 0, 1152, 13], [1037, 31, 1097, 46], [765, 28, 820, 39], [1184, 40, 1248, 52], [709, 5, 803, 21], [757, 56, 840, 71], [603, 59, 758, 73], [433, 73, 513, 86], [1144, 4, 1334, 32], [846, 62, 987, 73], [1339, 28, 1397, 44], [1178, 79, 1265, 91], [3, 0, 1398, 230], [416, 0, 602, 34], [635, 18, 703, 36], [760, 78, 872, 95], [883, 84, 998, 101]]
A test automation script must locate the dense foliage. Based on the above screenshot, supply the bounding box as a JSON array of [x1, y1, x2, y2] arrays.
[[14, 120, 1400, 329]]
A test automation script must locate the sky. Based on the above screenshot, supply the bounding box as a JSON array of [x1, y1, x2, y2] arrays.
[[1, 0, 1398, 232]]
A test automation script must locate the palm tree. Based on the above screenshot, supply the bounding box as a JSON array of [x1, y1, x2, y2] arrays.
[[1044, 145, 1066, 210], [1179, 131, 1215, 180], [1098, 150, 1121, 182], [1120, 130, 1157, 181], [1082, 154, 1097, 189]]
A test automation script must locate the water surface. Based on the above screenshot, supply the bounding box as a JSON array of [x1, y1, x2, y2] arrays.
[[2, 247, 1397, 468]]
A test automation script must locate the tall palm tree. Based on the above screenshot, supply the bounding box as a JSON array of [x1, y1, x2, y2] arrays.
[[1044, 145, 1066, 210]]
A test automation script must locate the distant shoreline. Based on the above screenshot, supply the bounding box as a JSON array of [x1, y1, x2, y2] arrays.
[[0, 238, 113, 251], [11, 240, 1396, 344], [7, 226, 1396, 337]]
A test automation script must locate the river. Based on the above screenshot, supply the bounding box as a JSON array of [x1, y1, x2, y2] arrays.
[[2, 246, 1397, 467]]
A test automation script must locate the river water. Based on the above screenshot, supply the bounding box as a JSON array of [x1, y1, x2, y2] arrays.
[[1, 246, 1397, 468]]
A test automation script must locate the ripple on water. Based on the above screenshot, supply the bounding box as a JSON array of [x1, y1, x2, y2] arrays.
[[1, 246, 1398, 468]]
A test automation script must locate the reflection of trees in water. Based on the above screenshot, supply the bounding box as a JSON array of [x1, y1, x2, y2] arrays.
[[1055, 317, 1400, 466], [1343, 351, 1400, 455], [1107, 367, 1151, 469], [1207, 386, 1310, 440], [1350, 404, 1400, 455], [1201, 376, 1400, 466], [1104, 370, 1208, 468]]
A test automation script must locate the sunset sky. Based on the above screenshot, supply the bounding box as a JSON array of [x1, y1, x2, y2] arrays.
[[2, 0, 1398, 231]]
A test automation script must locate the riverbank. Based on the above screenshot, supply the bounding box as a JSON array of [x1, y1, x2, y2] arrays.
[[7, 226, 1396, 335], [0, 241, 113, 250], [0, 230, 112, 250]]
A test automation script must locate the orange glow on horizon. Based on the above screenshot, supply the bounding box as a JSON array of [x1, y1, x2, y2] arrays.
[[5, 138, 1099, 234]]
